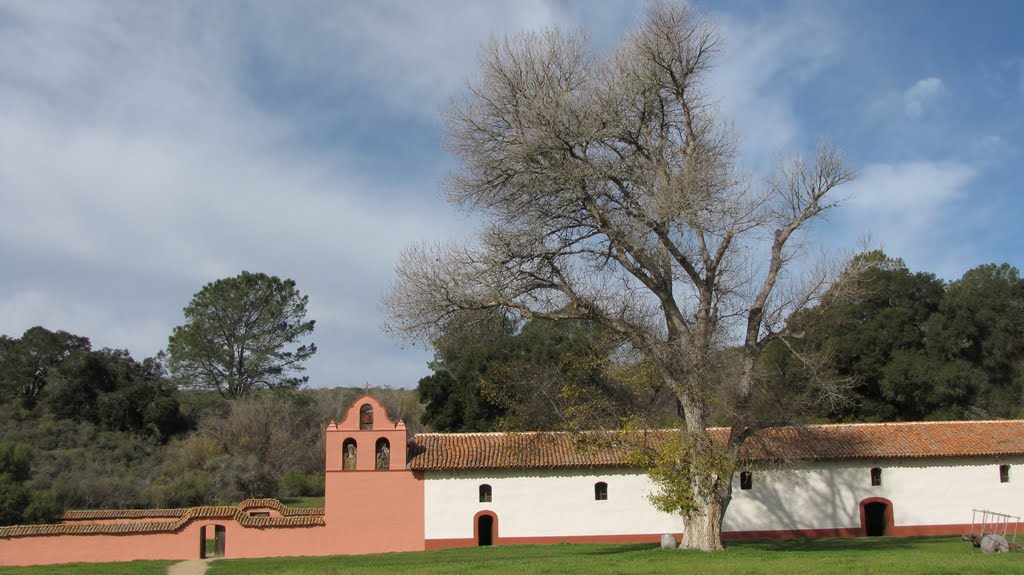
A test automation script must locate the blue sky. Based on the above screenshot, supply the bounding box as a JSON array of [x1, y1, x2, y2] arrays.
[[1, 0, 1022, 389]]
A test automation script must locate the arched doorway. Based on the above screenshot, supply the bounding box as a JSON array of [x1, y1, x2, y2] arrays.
[[199, 524, 227, 558], [860, 498, 892, 537], [476, 513, 496, 546]]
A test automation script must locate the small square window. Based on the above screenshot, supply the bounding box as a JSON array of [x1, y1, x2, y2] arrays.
[[1000, 464, 1011, 483], [739, 471, 752, 490], [870, 467, 882, 486], [595, 481, 608, 500], [479, 484, 492, 503]]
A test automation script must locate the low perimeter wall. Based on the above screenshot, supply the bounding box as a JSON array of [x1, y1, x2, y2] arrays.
[[0, 520, 330, 567]]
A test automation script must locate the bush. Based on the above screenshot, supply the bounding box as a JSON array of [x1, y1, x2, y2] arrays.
[[279, 469, 323, 498], [0, 442, 61, 525]]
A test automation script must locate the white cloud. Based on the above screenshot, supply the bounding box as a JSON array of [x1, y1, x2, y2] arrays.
[[5, 1, 1001, 389], [0, 290, 170, 356], [235, 1, 560, 119], [839, 161, 978, 277], [0, 0, 853, 387], [0, 1, 478, 388], [903, 77, 946, 118], [708, 6, 845, 168]]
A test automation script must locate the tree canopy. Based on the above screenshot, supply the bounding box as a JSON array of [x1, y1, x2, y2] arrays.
[[383, 1, 854, 550], [787, 252, 1024, 422], [45, 349, 189, 439], [418, 315, 637, 432], [0, 327, 90, 406], [0, 443, 60, 526], [167, 271, 317, 398]]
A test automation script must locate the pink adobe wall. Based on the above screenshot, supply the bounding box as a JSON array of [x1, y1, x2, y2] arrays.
[[324, 469, 425, 554], [0, 520, 331, 567], [214, 523, 330, 560], [0, 529, 195, 567], [323, 395, 425, 554]]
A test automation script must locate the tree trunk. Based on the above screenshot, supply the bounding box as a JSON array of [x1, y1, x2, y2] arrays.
[[677, 394, 733, 551], [681, 486, 726, 551]]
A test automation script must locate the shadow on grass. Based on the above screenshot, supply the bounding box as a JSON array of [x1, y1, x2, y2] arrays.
[[422, 543, 654, 563], [734, 536, 959, 553], [551, 543, 653, 556]]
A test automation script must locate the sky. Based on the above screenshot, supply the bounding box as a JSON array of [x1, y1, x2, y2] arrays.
[[1, 0, 1022, 390]]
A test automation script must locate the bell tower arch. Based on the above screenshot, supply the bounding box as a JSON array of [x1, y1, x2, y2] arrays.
[[326, 395, 408, 471], [323, 394, 424, 553]]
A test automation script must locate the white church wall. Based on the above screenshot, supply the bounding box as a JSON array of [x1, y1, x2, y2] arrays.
[[725, 456, 1024, 532], [423, 468, 683, 540], [424, 457, 1024, 540]]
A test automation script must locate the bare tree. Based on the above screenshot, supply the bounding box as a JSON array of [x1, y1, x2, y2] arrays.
[[382, 1, 854, 551]]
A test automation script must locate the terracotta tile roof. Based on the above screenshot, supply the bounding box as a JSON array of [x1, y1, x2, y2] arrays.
[[59, 508, 184, 521], [2, 499, 324, 539], [408, 420, 1024, 471], [734, 420, 1024, 461]]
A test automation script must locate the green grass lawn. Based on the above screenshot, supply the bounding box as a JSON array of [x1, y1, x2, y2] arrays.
[[0, 537, 1018, 575], [203, 537, 1022, 575], [0, 560, 173, 575]]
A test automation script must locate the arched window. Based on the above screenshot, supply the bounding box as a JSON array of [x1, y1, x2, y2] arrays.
[[359, 404, 374, 430], [594, 481, 608, 500], [479, 484, 492, 503], [870, 467, 882, 486], [1000, 464, 1011, 483], [342, 438, 357, 470], [375, 438, 391, 470], [739, 471, 752, 490]]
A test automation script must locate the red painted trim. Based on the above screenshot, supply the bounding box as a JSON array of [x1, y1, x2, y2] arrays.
[[722, 528, 862, 540], [425, 538, 475, 550], [500, 533, 675, 545], [888, 523, 976, 537], [723, 523, 984, 540], [426, 521, 1007, 549], [426, 533, 680, 550]]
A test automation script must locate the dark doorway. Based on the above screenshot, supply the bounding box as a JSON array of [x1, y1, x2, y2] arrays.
[[865, 502, 888, 536], [200, 524, 227, 558], [477, 514, 494, 546]]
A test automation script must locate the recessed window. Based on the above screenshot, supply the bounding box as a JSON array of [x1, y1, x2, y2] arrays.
[[870, 467, 882, 486], [359, 404, 374, 430], [1000, 464, 1011, 483], [375, 438, 391, 470], [249, 511, 270, 517], [479, 484, 492, 503], [342, 438, 357, 470], [739, 471, 752, 490], [595, 481, 608, 500]]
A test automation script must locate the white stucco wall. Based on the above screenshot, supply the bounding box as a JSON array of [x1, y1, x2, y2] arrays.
[[423, 468, 683, 539], [724, 456, 1024, 532], [424, 457, 1024, 539]]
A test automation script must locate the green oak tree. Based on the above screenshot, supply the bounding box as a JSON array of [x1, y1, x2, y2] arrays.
[[45, 349, 189, 439], [789, 253, 1024, 421], [923, 263, 1024, 418], [418, 315, 625, 432], [167, 271, 316, 398], [0, 443, 60, 526], [0, 327, 90, 407]]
